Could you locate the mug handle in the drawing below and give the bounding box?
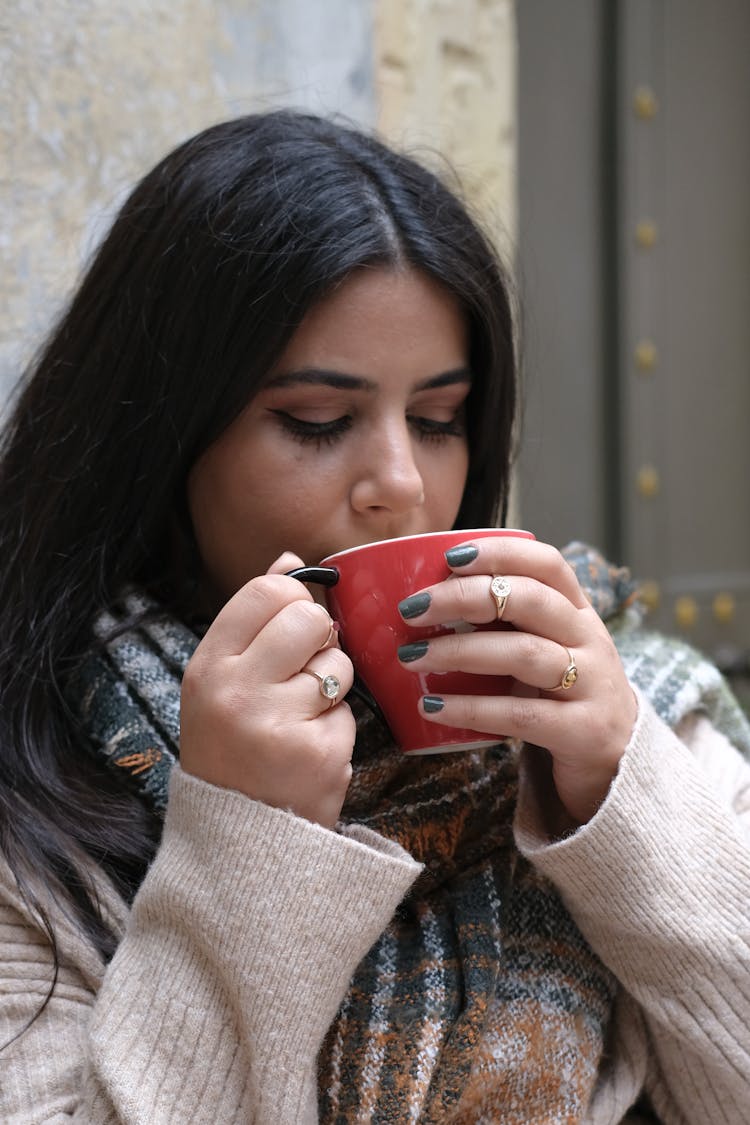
[285,565,340,587]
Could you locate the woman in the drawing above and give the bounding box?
[1,110,749,1123]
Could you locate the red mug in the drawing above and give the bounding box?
[289,528,535,754]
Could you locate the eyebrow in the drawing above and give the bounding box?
[264,367,473,392]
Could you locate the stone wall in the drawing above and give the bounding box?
[0,0,516,408]
[375,0,516,255]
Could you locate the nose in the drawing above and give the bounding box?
[349,421,425,516]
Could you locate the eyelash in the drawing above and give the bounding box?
[271,411,465,448]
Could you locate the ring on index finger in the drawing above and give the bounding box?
[490,576,512,621]
[312,606,337,651]
[317,617,336,651]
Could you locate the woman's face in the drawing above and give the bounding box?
[187,266,472,602]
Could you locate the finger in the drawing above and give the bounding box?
[444,538,588,609]
[418,692,570,746]
[398,629,579,694]
[266,550,306,575]
[399,573,587,647]
[282,703,356,826]
[315,609,340,651]
[244,597,345,682]
[295,650,355,715]
[196,573,314,659]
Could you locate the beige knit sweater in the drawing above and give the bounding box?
[1,692,750,1123]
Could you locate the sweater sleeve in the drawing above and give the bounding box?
[0,767,421,1124]
[514,688,750,1125]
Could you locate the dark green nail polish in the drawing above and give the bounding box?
[398,640,429,663]
[422,695,445,713]
[445,544,478,567]
[398,592,432,619]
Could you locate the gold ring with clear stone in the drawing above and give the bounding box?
[300,668,341,708]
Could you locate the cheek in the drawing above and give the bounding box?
[423,444,470,513]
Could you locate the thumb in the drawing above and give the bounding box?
[266,550,306,575]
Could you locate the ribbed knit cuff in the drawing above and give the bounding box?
[147,768,422,1028]
[515,689,750,989]
[88,768,421,1120]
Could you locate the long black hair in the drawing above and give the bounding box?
[0,110,517,966]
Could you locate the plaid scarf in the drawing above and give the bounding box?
[71,544,750,1123]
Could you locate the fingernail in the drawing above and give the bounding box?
[398,592,432,619]
[445,544,478,567]
[398,640,429,663]
[422,695,445,713]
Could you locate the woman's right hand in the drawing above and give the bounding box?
[180,556,355,829]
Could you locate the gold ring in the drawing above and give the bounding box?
[544,647,578,692]
[300,668,341,708]
[313,606,337,650]
[489,576,511,621]
[318,620,336,650]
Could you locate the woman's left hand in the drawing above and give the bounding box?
[397,537,637,826]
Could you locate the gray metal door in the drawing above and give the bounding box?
[517,0,750,698]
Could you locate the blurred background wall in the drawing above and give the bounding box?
[0,0,515,407]
[1,0,748,698]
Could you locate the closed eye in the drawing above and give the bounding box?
[407,413,466,443]
[270,410,353,447]
[270,405,466,447]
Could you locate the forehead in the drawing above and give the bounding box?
[269,266,469,379]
